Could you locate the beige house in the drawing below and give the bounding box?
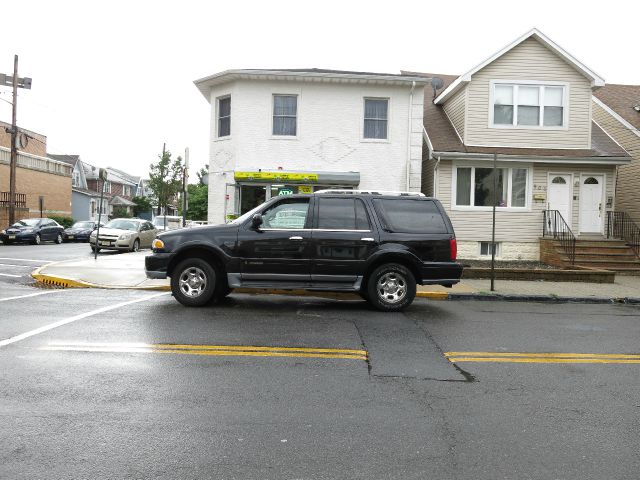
[592,85,640,224]
[420,29,630,262]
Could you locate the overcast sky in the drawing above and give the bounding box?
[1,0,638,179]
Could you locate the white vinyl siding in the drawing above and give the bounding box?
[443,87,466,140]
[437,159,615,243]
[465,37,592,149]
[593,100,640,223]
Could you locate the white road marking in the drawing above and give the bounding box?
[0,257,53,263]
[0,273,21,278]
[0,263,33,268]
[0,292,170,348]
[0,290,65,303]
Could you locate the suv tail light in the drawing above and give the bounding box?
[450,239,457,261]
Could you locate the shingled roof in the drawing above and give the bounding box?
[417,72,629,160]
[594,84,640,131]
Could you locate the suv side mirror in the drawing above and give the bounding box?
[251,214,263,230]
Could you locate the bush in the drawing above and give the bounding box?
[50,215,74,228]
[112,207,132,218]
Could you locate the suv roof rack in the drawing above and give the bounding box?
[315,189,425,197]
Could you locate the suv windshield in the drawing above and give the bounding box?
[105,219,139,231]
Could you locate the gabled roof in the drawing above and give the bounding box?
[593,84,640,133]
[434,28,605,105]
[107,167,141,185]
[47,154,80,167]
[194,68,429,101]
[109,195,136,206]
[421,73,629,162]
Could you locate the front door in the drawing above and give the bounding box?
[579,175,603,233]
[236,197,312,284]
[548,175,572,226]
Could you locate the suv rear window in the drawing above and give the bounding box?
[317,198,370,230]
[373,199,447,234]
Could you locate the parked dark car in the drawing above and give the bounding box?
[63,221,104,242]
[146,191,462,311]
[0,218,65,245]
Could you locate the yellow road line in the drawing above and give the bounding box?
[445,351,640,359]
[42,343,368,361]
[448,357,640,364]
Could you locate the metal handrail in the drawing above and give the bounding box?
[606,211,640,258]
[543,210,576,265]
[0,192,27,208]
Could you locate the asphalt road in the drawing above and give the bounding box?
[0,244,639,479]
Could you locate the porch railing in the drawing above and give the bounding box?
[606,211,640,258]
[543,210,576,265]
[0,192,27,208]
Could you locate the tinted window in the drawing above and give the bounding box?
[355,199,370,230]
[373,199,447,234]
[317,198,362,230]
[262,199,309,229]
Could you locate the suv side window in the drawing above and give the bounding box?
[261,198,310,229]
[373,199,447,234]
[317,198,370,230]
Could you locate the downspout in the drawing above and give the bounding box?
[406,81,416,191]
[434,155,441,198]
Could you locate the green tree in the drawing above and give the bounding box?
[148,147,184,216]
[196,166,208,185]
[185,183,208,221]
[132,196,152,217]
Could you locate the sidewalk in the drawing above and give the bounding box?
[32,252,640,303]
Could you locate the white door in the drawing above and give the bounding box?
[548,175,571,226]
[579,175,603,233]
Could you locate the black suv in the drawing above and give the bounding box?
[145,191,462,311]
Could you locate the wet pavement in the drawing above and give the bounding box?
[1,280,639,479]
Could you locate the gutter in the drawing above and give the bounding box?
[432,150,631,165]
[406,81,416,190]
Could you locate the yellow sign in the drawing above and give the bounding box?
[298,185,313,194]
[234,171,319,183]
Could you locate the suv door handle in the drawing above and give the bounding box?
[361,237,375,242]
[289,236,303,241]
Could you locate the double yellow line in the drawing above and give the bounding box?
[43,342,368,361]
[445,351,640,364]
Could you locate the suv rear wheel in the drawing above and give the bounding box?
[171,258,217,307]
[366,263,416,312]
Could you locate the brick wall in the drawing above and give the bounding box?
[0,121,47,157]
[0,163,71,226]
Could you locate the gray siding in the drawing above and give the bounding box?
[465,38,592,149]
[442,86,466,140]
[592,100,640,223]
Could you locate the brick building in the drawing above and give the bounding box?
[0,121,72,227]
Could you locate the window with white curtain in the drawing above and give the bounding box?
[454,166,529,209]
[364,98,388,139]
[273,95,297,136]
[491,83,566,128]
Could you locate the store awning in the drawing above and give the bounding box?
[234,170,360,185]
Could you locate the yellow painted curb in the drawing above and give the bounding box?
[416,291,449,300]
[31,266,171,291]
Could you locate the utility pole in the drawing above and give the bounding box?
[1,55,32,226]
[182,147,189,227]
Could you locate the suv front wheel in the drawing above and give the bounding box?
[171,258,217,307]
[366,263,416,312]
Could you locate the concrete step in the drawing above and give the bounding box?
[571,246,636,255]
[573,260,640,270]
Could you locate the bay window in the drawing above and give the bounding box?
[454,166,529,209]
[492,82,566,128]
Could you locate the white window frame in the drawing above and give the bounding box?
[216,95,231,139]
[489,80,569,130]
[271,94,299,139]
[362,97,390,142]
[451,162,533,212]
[479,241,501,258]
[104,181,111,194]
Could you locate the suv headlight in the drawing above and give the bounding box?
[152,238,165,250]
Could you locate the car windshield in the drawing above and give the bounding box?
[12,219,40,227]
[72,222,93,229]
[105,219,139,231]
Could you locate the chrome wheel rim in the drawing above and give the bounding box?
[57,234,62,243]
[35,234,40,245]
[133,240,139,252]
[179,267,207,298]
[376,272,407,304]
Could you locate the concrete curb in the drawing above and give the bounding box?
[30,269,640,304]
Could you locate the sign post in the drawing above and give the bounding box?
[95,169,108,260]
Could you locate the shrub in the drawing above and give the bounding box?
[112,207,132,218]
[50,215,74,228]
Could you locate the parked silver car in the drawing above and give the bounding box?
[89,218,157,253]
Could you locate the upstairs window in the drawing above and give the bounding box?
[492,83,566,128]
[218,96,231,137]
[273,95,297,136]
[364,98,388,139]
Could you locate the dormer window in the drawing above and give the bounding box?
[491,82,567,129]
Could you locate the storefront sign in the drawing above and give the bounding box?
[278,188,294,196]
[234,171,319,183]
[298,185,313,194]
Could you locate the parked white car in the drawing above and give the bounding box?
[90,218,158,252]
[152,215,183,232]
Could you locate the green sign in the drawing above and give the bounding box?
[278,188,294,196]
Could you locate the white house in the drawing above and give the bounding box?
[193,69,427,224]
[421,29,631,263]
